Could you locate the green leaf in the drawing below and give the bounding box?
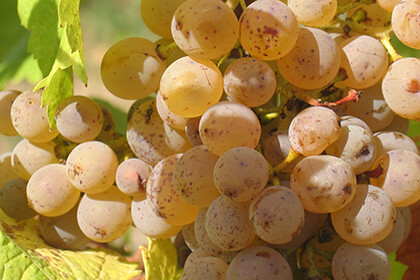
[0,209,140,280]
[389,252,408,280]
[391,33,420,58]
[142,238,183,280]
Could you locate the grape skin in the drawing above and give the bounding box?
[0,153,19,189]
[77,186,132,243]
[277,27,341,90]
[155,91,186,130]
[288,0,337,27]
[377,206,406,254]
[27,164,80,217]
[239,0,298,60]
[116,158,151,198]
[0,178,36,221]
[392,0,420,50]
[0,90,20,136]
[181,256,228,280]
[373,131,419,161]
[194,207,223,257]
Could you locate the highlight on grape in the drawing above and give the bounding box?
[1,0,419,279]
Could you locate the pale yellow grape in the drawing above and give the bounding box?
[0,178,36,220]
[291,155,357,213]
[96,104,116,142]
[146,154,199,226]
[288,106,341,156]
[159,56,223,118]
[185,117,203,146]
[374,131,419,160]
[340,115,372,133]
[140,0,187,38]
[271,211,328,250]
[377,0,399,11]
[171,0,239,60]
[223,57,276,107]
[182,222,199,251]
[184,248,212,268]
[180,256,228,280]
[66,141,118,194]
[226,245,293,280]
[116,158,151,198]
[0,153,19,189]
[101,37,166,100]
[131,197,182,239]
[174,145,220,207]
[194,207,223,256]
[126,99,191,166]
[199,101,261,156]
[332,242,391,280]
[39,203,90,250]
[77,186,132,243]
[369,149,420,207]
[288,0,337,27]
[213,147,269,202]
[277,27,341,90]
[249,186,305,244]
[377,206,406,254]
[340,35,389,89]
[10,90,59,143]
[239,0,298,60]
[27,164,80,217]
[325,125,377,174]
[382,57,420,119]
[382,115,410,134]
[11,139,59,180]
[156,91,187,130]
[205,195,256,251]
[341,81,395,132]
[55,95,104,143]
[392,0,420,49]
[331,184,396,245]
[0,90,20,136]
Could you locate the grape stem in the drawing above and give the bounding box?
[380,36,403,62]
[304,89,363,107]
[273,148,300,173]
[155,41,178,60]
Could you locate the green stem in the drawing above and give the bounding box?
[225,0,240,9]
[380,36,403,63]
[156,41,178,60]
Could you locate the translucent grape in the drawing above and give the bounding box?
[140,0,187,38]
[156,91,186,130]
[340,115,372,133]
[159,56,223,118]
[181,256,228,280]
[77,186,132,243]
[325,124,377,174]
[39,202,90,250]
[277,27,341,90]
[239,0,298,60]
[213,147,269,202]
[382,57,420,119]
[332,242,391,280]
[288,106,341,156]
[131,197,182,239]
[146,154,199,226]
[66,141,118,194]
[171,0,239,60]
[126,99,191,166]
[55,95,104,143]
[340,35,389,89]
[226,245,293,280]
[0,153,18,189]
[331,184,396,245]
[0,90,20,136]
[377,206,406,254]
[223,57,276,107]
[291,155,357,213]
[249,186,305,244]
[101,37,166,100]
[374,131,419,160]
[11,139,59,180]
[392,1,420,49]
[288,0,337,27]
[369,149,420,207]
[194,207,223,256]
[27,164,80,217]
[174,145,220,207]
[340,81,395,132]
[199,101,261,156]
[116,158,151,198]
[0,178,36,220]
[10,90,59,142]
[205,195,256,251]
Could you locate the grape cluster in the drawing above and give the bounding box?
[0,0,419,279]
